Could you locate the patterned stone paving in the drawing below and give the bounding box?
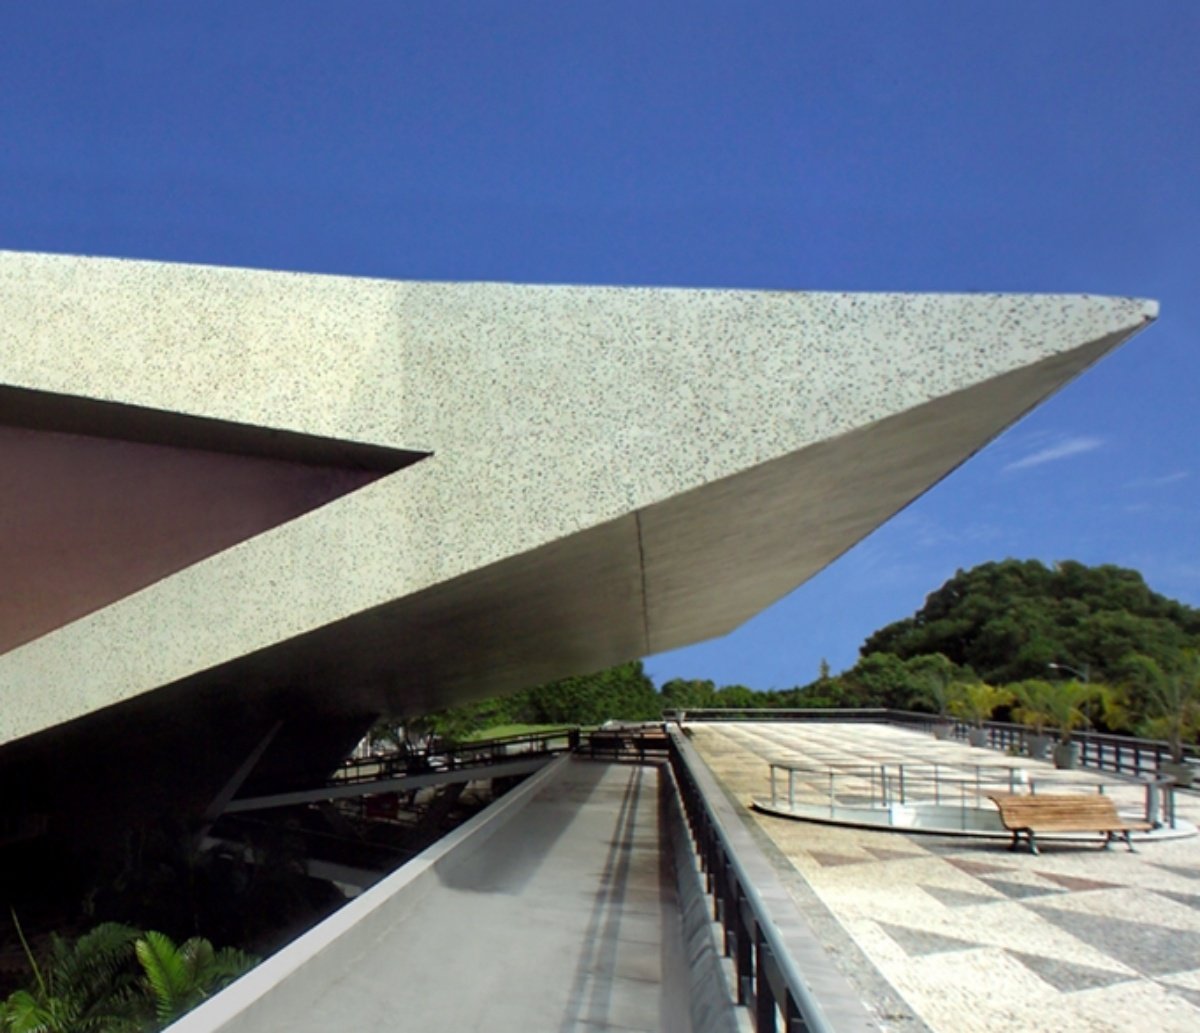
[691,721,1200,1033]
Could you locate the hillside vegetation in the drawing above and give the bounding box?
[408,559,1200,753]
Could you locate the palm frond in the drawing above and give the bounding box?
[136,931,192,1024]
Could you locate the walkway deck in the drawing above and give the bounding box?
[171,757,696,1033]
[691,721,1200,1033]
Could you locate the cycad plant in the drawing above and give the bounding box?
[947,682,1013,728]
[134,931,256,1027]
[1011,679,1064,760]
[1011,679,1055,738]
[0,917,145,1033]
[1042,680,1099,746]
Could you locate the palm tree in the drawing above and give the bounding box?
[1042,680,1099,746]
[1130,650,1200,769]
[135,931,256,1027]
[947,682,1013,736]
[1011,679,1055,738]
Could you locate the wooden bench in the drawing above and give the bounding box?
[987,792,1153,855]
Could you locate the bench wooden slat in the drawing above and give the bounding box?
[986,792,1151,855]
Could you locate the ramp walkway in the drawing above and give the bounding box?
[171,756,707,1033]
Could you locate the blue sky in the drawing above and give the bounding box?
[2,3,1197,688]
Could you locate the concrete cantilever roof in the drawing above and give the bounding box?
[0,251,1157,752]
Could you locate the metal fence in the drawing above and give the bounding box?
[667,730,841,1033]
[665,708,1198,780]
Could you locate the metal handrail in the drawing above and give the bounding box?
[665,708,1198,777]
[667,728,846,1033]
[334,728,578,784]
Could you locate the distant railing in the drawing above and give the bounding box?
[763,757,1176,829]
[664,708,1198,781]
[668,730,841,1033]
[334,727,579,785]
[582,725,670,762]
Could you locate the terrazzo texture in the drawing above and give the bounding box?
[691,721,1200,1033]
[0,251,1157,745]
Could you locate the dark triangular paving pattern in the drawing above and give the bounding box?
[1153,863,1200,881]
[877,921,983,957]
[945,858,1012,877]
[1029,904,1200,976]
[808,850,866,867]
[1152,888,1200,911]
[864,846,923,862]
[978,876,1065,900]
[922,884,1001,909]
[1034,871,1122,893]
[1006,950,1134,992]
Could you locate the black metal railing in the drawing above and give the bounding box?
[665,708,1198,781]
[334,727,579,785]
[582,725,670,762]
[667,730,839,1033]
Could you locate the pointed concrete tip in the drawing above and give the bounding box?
[0,255,1171,749]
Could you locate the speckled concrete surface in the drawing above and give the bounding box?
[0,251,1158,746]
[691,722,1200,1033]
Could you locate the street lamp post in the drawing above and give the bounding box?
[1047,661,1089,682]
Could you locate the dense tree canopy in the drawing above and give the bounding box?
[409,560,1199,755]
[861,559,1200,684]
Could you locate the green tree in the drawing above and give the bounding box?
[863,559,1199,684]
[712,684,759,709]
[839,653,915,708]
[907,653,959,716]
[659,678,716,711]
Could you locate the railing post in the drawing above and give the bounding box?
[736,892,753,1006]
[755,931,777,1031]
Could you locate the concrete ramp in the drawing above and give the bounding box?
[169,756,725,1033]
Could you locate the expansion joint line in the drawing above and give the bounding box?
[634,510,652,655]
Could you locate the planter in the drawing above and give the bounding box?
[1026,734,1052,761]
[933,723,953,740]
[968,728,989,748]
[1053,742,1079,770]
[1160,760,1195,788]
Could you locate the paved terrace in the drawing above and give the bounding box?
[690,721,1200,1033]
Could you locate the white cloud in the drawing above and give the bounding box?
[1003,435,1104,473]
[1124,470,1190,489]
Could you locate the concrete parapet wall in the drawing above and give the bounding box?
[661,765,741,1033]
[165,755,570,1032]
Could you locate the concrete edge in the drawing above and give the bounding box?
[165,753,571,1031]
[672,729,882,1033]
[660,764,743,1033]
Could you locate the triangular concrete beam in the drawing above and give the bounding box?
[0,251,1156,744]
